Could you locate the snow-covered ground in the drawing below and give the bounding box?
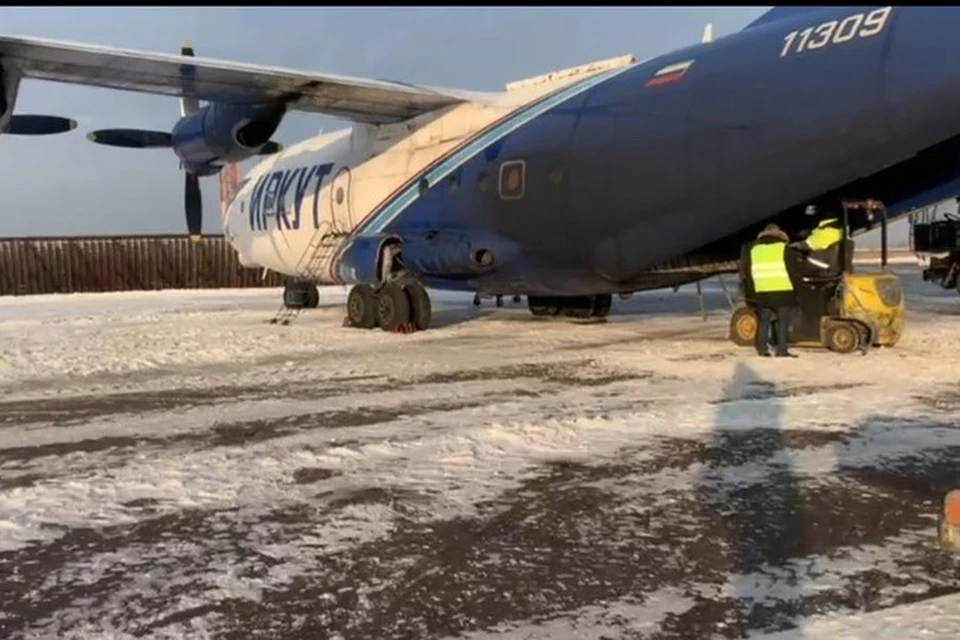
[1,269,959,639]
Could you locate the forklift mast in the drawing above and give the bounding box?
[840,198,889,271]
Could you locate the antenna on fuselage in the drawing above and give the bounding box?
[701,23,714,43]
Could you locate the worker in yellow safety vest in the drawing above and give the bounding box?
[796,216,846,276]
[741,224,807,358]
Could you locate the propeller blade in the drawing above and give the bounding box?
[185,172,203,243]
[5,114,78,135]
[257,140,284,155]
[87,129,173,149]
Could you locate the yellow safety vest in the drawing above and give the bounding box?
[806,221,843,251]
[750,242,793,293]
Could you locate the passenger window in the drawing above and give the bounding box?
[499,160,525,200]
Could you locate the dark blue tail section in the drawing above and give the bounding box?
[742,7,825,30]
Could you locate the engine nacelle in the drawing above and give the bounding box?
[171,102,284,175]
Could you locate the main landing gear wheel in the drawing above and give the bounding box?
[405,281,432,331]
[376,282,411,332]
[729,306,758,347]
[527,294,612,320]
[591,294,613,319]
[346,284,378,329]
[345,281,433,333]
[527,295,559,317]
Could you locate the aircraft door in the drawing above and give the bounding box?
[330,166,354,233]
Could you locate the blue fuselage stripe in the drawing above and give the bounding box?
[357,65,635,235]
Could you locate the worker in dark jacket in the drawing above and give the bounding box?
[741,224,807,357]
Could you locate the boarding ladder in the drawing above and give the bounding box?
[269,220,348,326]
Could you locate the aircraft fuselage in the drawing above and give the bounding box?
[225,6,960,296]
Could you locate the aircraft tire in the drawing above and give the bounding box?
[591,294,613,319]
[305,285,320,309]
[405,282,432,331]
[560,296,594,319]
[283,283,307,309]
[377,282,411,332]
[347,284,378,329]
[528,295,559,317]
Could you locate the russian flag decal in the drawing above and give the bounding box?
[645,60,694,88]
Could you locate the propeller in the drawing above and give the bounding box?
[4,115,78,135]
[84,42,283,243]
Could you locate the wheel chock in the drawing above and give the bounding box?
[391,322,418,334]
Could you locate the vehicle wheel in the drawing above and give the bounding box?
[377,282,411,332]
[305,285,320,309]
[825,321,860,354]
[729,306,757,347]
[405,282,432,331]
[347,284,377,329]
[592,294,613,319]
[528,295,558,317]
[856,323,873,349]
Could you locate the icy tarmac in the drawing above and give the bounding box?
[1,268,960,639]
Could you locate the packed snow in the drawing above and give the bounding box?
[1,269,959,639]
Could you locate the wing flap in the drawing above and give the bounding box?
[0,35,486,124]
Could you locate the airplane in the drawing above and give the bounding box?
[1,6,959,333]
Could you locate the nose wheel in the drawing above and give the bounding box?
[344,281,432,333]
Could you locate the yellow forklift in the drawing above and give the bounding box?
[728,199,905,354]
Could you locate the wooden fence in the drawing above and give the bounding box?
[0,235,286,296]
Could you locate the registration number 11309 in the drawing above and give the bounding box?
[780,7,893,58]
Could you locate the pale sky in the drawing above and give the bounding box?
[0,6,908,246]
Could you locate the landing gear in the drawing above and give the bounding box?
[283,281,319,309]
[527,294,612,320]
[344,280,433,333]
[405,281,432,330]
[346,284,377,329]
[376,282,411,332]
[528,295,560,317]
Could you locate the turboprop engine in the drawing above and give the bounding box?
[83,43,285,241]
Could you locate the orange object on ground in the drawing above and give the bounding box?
[941,490,960,550]
[946,490,960,526]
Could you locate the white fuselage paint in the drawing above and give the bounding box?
[220,74,597,283]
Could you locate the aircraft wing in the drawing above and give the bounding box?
[0,35,491,124]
